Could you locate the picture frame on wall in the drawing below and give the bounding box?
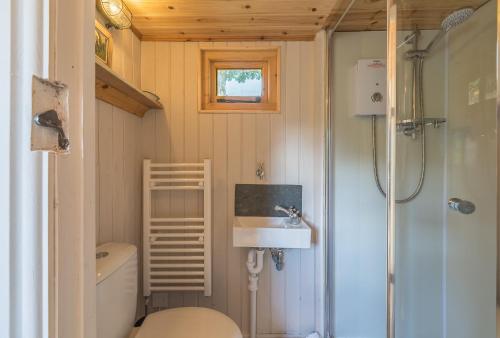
[95,20,113,67]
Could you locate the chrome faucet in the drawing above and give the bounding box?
[274,205,301,225]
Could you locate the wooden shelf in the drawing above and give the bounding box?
[95,61,162,117]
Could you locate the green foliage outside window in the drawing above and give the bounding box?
[217,69,262,96]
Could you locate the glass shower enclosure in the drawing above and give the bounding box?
[328,1,498,337]
[392,1,498,337]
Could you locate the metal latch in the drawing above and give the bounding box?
[31,75,70,153]
[33,110,69,150]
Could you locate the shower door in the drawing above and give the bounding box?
[390,1,498,338]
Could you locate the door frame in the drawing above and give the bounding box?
[0,0,12,334]
[1,0,96,336]
[49,0,96,337]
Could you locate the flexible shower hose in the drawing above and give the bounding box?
[372,57,426,203]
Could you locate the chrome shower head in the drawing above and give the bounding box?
[424,7,475,52]
[441,8,475,32]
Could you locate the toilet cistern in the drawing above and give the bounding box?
[274,205,301,225]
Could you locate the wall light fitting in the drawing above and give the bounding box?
[97,0,132,30]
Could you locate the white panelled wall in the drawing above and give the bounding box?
[96,27,142,247]
[140,36,325,337]
[96,30,326,337]
[95,27,145,316]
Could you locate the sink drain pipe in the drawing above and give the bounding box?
[246,248,265,338]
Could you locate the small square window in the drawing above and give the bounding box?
[216,69,263,99]
[200,48,280,113]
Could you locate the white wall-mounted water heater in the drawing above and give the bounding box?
[354,59,387,116]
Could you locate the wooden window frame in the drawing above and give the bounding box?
[199,47,280,113]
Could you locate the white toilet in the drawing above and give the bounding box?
[96,242,243,338]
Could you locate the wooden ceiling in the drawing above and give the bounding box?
[126,0,344,41]
[329,0,488,32]
[124,0,489,41]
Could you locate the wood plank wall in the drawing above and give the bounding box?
[95,25,326,337]
[139,33,326,337]
[95,25,145,318]
[96,27,142,246]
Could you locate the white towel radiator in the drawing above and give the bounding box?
[143,159,212,297]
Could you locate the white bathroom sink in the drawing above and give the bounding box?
[233,216,311,249]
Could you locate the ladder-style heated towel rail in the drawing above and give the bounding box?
[143,159,212,297]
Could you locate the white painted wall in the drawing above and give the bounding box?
[137,35,325,337]
[8,0,51,336]
[332,30,446,338]
[0,0,11,334]
[96,12,142,88]
[445,2,497,337]
[94,25,144,317]
[332,32,387,338]
[95,26,142,247]
[94,29,326,337]
[96,102,143,246]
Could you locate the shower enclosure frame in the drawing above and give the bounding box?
[386,4,397,338]
[385,1,499,338]
[324,1,500,337]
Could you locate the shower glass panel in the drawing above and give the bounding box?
[392,1,498,338]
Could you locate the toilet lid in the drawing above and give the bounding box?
[135,307,242,338]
